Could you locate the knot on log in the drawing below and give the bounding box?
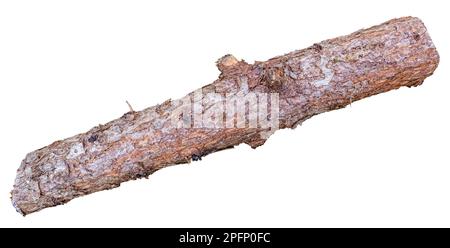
[258,65,285,91]
[216,54,240,72]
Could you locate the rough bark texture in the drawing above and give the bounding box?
[12,17,439,215]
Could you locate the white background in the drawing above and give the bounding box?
[0,0,449,227]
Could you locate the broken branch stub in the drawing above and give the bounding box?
[12,17,439,215]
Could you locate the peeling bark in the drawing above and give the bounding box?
[12,17,439,215]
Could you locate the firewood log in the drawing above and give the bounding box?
[12,17,439,215]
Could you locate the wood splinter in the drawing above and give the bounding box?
[12,17,439,215]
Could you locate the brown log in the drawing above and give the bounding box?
[12,17,439,215]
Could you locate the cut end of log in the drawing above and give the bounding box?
[11,16,440,215]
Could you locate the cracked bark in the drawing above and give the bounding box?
[12,17,439,215]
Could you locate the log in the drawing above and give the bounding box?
[12,17,439,215]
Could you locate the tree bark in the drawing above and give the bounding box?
[12,17,439,215]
